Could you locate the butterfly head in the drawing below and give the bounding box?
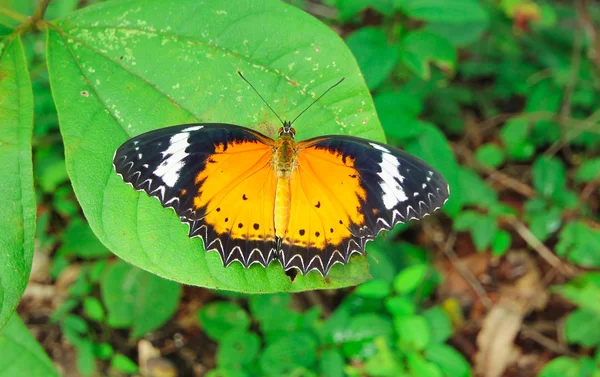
[278,121,296,138]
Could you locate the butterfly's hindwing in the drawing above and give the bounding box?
[282,136,449,275]
[113,123,278,269]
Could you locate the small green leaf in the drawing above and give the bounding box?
[59,218,111,259]
[363,337,405,376]
[456,167,498,209]
[385,296,417,317]
[74,339,96,377]
[62,314,88,335]
[0,36,36,330]
[425,344,471,377]
[88,260,108,283]
[33,145,68,193]
[500,119,534,161]
[525,204,562,242]
[249,294,297,336]
[100,260,181,338]
[526,79,561,146]
[393,264,429,294]
[111,354,139,374]
[93,343,114,360]
[425,22,487,47]
[471,215,497,251]
[454,211,497,251]
[556,221,600,268]
[336,0,396,20]
[398,0,489,24]
[374,91,424,140]
[474,144,505,169]
[198,302,251,342]
[0,315,60,377]
[554,273,600,316]
[354,280,391,299]
[260,332,318,377]
[423,307,453,344]
[575,158,600,182]
[400,30,456,80]
[50,298,78,323]
[83,297,105,322]
[217,329,260,367]
[533,156,566,200]
[491,230,511,256]
[565,309,600,347]
[405,124,460,215]
[395,315,430,351]
[341,314,393,358]
[346,27,398,89]
[537,356,581,377]
[319,349,345,377]
[406,352,443,377]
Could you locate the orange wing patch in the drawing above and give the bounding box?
[279,146,367,274]
[187,139,278,267]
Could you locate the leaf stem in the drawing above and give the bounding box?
[31,0,52,24]
[0,7,28,23]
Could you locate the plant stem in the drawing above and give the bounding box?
[0,7,28,23]
[31,0,52,24]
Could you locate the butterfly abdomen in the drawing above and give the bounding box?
[274,177,291,239]
[273,135,298,239]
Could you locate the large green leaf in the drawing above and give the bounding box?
[0,36,35,330]
[47,0,382,292]
[0,315,60,377]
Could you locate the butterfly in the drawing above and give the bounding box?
[113,74,449,276]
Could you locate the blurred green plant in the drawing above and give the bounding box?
[538,273,600,376]
[203,256,469,377]
[0,0,599,376]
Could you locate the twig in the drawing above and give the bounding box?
[31,0,52,24]
[550,16,584,161]
[303,0,338,19]
[507,218,576,276]
[303,291,331,316]
[437,231,493,309]
[520,324,576,356]
[481,166,536,198]
[575,0,600,79]
[479,111,558,131]
[545,109,600,157]
[453,142,536,198]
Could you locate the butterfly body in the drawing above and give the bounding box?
[273,125,302,238]
[114,122,449,276]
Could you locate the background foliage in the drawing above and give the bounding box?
[0,0,599,376]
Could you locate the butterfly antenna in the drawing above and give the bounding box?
[238,71,285,126]
[290,77,345,125]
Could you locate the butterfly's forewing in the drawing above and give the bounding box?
[113,124,279,268]
[284,136,449,275]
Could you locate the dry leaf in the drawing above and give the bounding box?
[475,252,548,377]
